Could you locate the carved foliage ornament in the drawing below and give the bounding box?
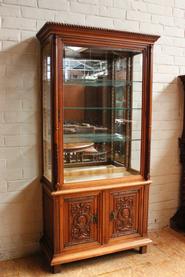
[70,201,93,242]
[112,194,135,237]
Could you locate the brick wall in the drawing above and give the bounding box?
[0,0,184,260]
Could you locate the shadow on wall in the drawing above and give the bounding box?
[148,78,184,230]
[0,38,43,260]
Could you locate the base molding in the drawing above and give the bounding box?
[41,237,152,266]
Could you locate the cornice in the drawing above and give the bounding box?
[36,21,160,45]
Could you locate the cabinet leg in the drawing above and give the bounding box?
[51,265,61,274]
[139,245,147,254]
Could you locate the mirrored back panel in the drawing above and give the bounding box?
[63,46,143,183]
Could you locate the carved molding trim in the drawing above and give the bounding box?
[37,22,160,45]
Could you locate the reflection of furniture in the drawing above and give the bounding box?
[64,142,95,163]
[37,23,159,273]
[64,142,94,151]
[64,124,108,134]
[64,124,109,163]
[170,75,185,231]
[63,142,107,163]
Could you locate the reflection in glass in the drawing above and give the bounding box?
[63,46,142,183]
[43,44,52,181]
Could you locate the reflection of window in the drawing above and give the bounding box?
[64,58,108,81]
[47,56,51,80]
[48,149,51,168]
[43,56,51,81]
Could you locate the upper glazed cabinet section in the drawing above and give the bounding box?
[63,46,143,183]
[37,23,159,187]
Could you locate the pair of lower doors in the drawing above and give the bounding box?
[61,185,145,251]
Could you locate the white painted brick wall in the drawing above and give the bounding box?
[0,0,184,261]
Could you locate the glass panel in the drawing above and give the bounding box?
[63,46,142,183]
[42,43,52,181]
[130,53,142,172]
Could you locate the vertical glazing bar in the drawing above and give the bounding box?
[52,35,64,190]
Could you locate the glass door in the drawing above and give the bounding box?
[62,46,143,183]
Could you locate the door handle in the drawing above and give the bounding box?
[110,211,116,221]
[91,214,98,224]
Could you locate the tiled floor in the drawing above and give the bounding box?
[1,228,185,277]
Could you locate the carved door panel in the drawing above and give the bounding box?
[63,192,101,248]
[108,188,142,240]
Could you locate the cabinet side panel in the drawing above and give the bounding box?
[142,184,150,235]
[43,188,54,251]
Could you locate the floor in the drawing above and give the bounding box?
[1,228,185,277]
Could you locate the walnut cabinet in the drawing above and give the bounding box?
[37,22,159,273]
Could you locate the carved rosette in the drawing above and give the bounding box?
[70,201,93,243]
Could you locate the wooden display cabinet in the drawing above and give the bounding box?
[37,22,159,273]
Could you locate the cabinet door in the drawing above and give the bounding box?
[63,192,101,248]
[108,187,143,240]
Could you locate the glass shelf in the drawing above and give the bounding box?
[64,133,141,143]
[64,107,141,110]
[64,79,141,87]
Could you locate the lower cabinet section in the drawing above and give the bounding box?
[41,182,151,272]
